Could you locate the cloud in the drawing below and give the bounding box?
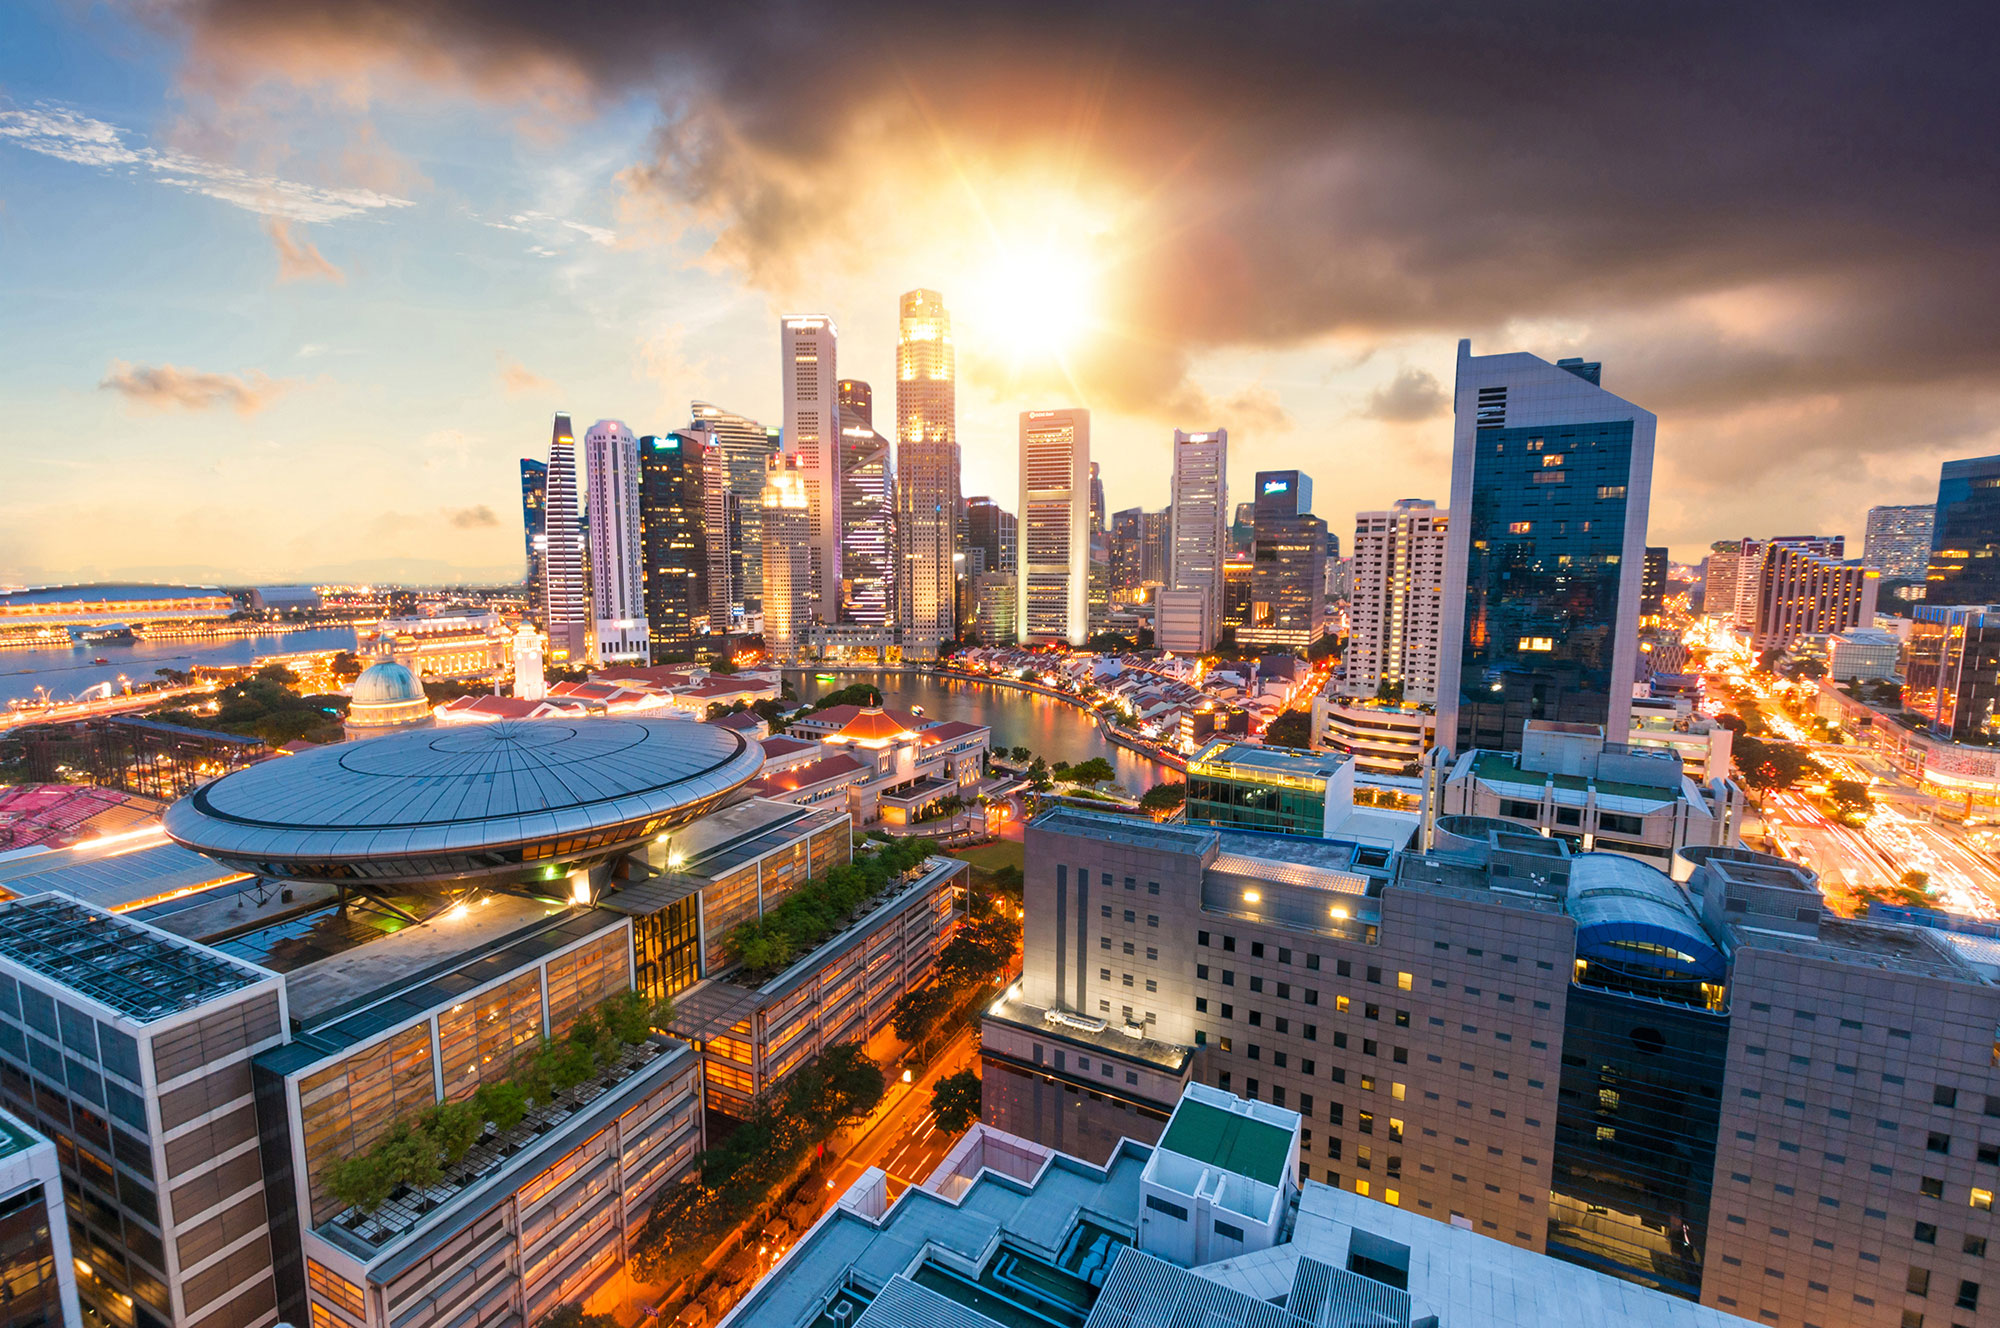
[264,217,345,282]
[500,359,552,394]
[448,504,500,528]
[98,361,289,414]
[1362,367,1446,422]
[0,103,414,224]
[139,4,2000,545]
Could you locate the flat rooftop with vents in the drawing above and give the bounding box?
[0,892,266,1021]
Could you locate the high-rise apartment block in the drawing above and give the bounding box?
[583,419,647,664]
[1109,506,1146,599]
[1928,455,2000,605]
[690,401,779,612]
[1727,537,1843,632]
[781,316,841,623]
[541,414,589,665]
[1641,545,1669,618]
[1241,470,1327,650]
[1866,503,1936,581]
[517,459,546,622]
[1703,540,1742,620]
[761,457,813,662]
[836,382,895,627]
[1017,410,1092,646]
[1159,430,1229,653]
[895,290,959,646]
[1748,540,1878,651]
[1344,501,1449,705]
[1438,342,1654,752]
[985,805,2000,1327]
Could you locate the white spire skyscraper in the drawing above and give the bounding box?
[896,289,959,648]
[1157,428,1229,653]
[542,414,589,666]
[584,418,648,665]
[782,316,841,624]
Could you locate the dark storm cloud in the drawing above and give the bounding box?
[156,1,2000,515]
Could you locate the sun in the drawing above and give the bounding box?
[971,240,1098,363]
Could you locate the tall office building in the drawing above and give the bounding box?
[1141,508,1172,588]
[1928,455,2000,603]
[637,431,724,657]
[895,290,959,645]
[1730,536,1844,632]
[1345,500,1450,705]
[542,414,589,665]
[1089,462,1106,536]
[1702,540,1742,620]
[761,456,813,662]
[690,401,779,611]
[1437,342,1654,751]
[781,316,841,623]
[1641,546,1670,618]
[1863,503,1936,581]
[965,497,1017,578]
[1241,470,1327,650]
[683,425,736,638]
[1159,429,1229,653]
[583,419,648,664]
[518,458,546,622]
[1109,506,1146,599]
[1017,409,1092,646]
[837,383,895,626]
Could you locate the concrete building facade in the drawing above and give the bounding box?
[1344,501,1449,705]
[583,419,648,665]
[1017,410,1092,646]
[780,316,841,623]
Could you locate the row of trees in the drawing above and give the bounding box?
[152,662,348,746]
[729,837,940,975]
[326,990,665,1213]
[889,904,1021,1059]
[628,1044,885,1287]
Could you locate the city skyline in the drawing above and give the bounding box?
[5,4,1995,585]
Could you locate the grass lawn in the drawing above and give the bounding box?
[950,840,1025,874]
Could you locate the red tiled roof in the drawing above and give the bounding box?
[802,703,925,732]
[918,720,986,744]
[758,752,868,792]
[683,677,764,696]
[591,665,697,689]
[760,735,820,757]
[711,712,763,731]
[835,707,913,741]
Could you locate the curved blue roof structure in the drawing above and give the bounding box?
[164,718,764,883]
[1565,852,1726,982]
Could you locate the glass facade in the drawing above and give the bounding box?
[1550,983,1727,1301]
[0,1184,60,1328]
[1927,455,2000,603]
[638,434,711,658]
[1183,772,1327,836]
[1905,605,2000,742]
[519,459,546,620]
[1455,421,1635,750]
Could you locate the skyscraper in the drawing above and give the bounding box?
[690,401,780,611]
[1701,540,1741,620]
[781,316,841,623]
[1437,341,1654,751]
[1640,545,1669,618]
[837,381,895,626]
[519,457,546,622]
[1240,470,1327,651]
[1088,461,1106,536]
[1109,506,1146,599]
[965,496,1016,576]
[584,419,648,664]
[542,414,589,665]
[638,431,722,657]
[1749,541,1877,651]
[1141,508,1172,588]
[1345,500,1450,703]
[895,289,959,646]
[1730,536,1843,630]
[1158,429,1229,653]
[1863,502,1937,581]
[1017,409,1091,646]
[761,456,813,662]
[1927,454,2000,603]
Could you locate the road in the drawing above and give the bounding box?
[826,1025,982,1202]
[1691,620,2000,918]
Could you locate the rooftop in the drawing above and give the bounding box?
[1467,749,1685,806]
[1188,740,1348,784]
[0,836,247,911]
[1157,1092,1292,1188]
[0,1105,44,1161]
[983,987,1193,1073]
[162,717,763,880]
[0,893,268,1021]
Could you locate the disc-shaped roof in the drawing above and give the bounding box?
[164,718,763,882]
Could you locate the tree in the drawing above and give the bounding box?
[1900,869,1932,894]
[256,662,301,686]
[1714,713,1747,734]
[1263,708,1314,748]
[892,984,955,1057]
[1009,746,1031,763]
[330,651,365,683]
[931,1070,982,1134]
[1140,781,1187,813]
[1373,678,1404,703]
[936,913,1019,990]
[1732,735,1820,791]
[1067,757,1115,785]
[1828,779,1873,821]
[536,1304,618,1328]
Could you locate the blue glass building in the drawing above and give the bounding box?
[518,457,546,618]
[1438,341,1655,752]
[1926,453,2000,603]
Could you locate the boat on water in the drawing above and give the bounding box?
[70,623,136,645]
[814,672,839,682]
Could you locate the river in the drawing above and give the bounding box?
[785,669,1172,795]
[0,626,360,707]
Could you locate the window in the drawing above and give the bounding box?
[1959,1281,1980,1311]
[1146,1195,1189,1221]
[1967,1236,1989,1257]
[1907,1268,1931,1297]
[1916,1222,1939,1245]
[1397,971,1413,991]
[1974,1188,1994,1211]
[1921,1177,1946,1199]
[1214,1220,1245,1242]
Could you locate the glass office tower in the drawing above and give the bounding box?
[1438,341,1655,752]
[1926,454,2000,604]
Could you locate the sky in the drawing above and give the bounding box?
[2,1,1995,586]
